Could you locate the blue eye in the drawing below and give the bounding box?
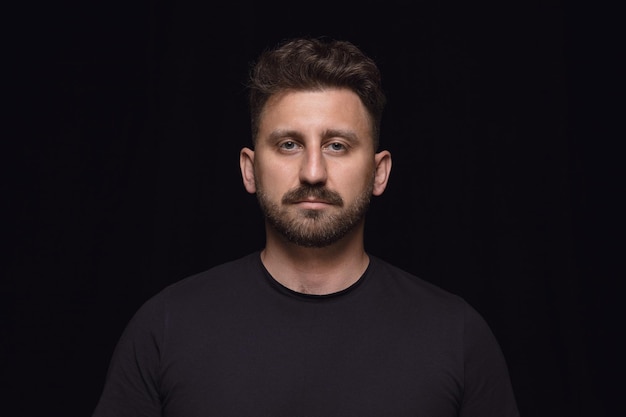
[280,141,297,150]
[328,142,345,151]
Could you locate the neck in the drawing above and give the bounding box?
[261,223,369,295]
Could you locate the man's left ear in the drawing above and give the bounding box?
[372,150,392,196]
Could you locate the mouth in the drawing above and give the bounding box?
[295,197,331,203]
[293,199,333,209]
[282,186,344,207]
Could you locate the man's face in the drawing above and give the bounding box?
[241,88,388,248]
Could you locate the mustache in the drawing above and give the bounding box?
[282,185,344,206]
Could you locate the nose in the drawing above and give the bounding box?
[299,148,327,186]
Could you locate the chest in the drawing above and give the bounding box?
[159,300,463,417]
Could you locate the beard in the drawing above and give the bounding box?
[255,180,374,248]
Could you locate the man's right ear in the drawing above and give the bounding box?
[239,147,256,194]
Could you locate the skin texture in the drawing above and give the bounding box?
[240,88,392,294]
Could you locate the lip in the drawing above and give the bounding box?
[293,200,332,209]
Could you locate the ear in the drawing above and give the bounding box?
[240,147,257,194]
[372,150,392,196]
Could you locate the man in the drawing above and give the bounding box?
[93,37,520,416]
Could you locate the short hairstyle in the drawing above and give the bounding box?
[247,37,386,149]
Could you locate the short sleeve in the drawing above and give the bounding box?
[459,302,520,417]
[92,293,166,417]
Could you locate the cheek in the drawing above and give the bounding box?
[333,164,375,196]
[255,162,293,193]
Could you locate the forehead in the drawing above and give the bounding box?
[258,88,373,137]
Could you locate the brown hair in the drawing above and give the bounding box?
[248,37,386,149]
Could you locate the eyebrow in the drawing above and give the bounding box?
[267,129,303,142]
[266,128,360,143]
[322,129,359,143]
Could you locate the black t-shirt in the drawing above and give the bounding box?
[93,252,519,417]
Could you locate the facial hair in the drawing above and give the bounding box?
[255,180,374,248]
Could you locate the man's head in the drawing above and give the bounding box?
[247,37,386,150]
[241,38,391,248]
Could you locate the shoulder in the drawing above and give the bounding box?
[367,255,495,332]
[173,252,261,292]
[368,255,466,308]
[368,254,511,362]
[139,252,263,315]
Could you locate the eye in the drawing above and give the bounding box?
[279,141,299,151]
[326,142,346,152]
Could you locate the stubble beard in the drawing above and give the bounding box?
[255,181,374,248]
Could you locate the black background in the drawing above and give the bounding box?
[4,1,621,416]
